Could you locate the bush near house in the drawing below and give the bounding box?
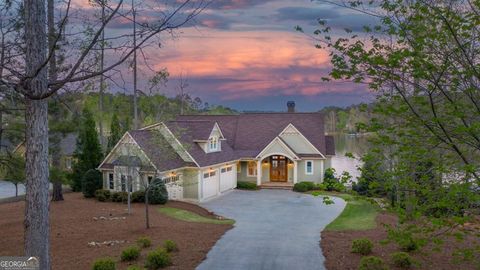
[145,248,172,269]
[148,179,169,204]
[391,252,414,269]
[82,169,103,198]
[92,258,116,270]
[111,191,128,203]
[351,238,374,255]
[94,189,111,202]
[121,246,141,262]
[131,191,145,203]
[358,256,388,270]
[293,181,316,192]
[236,181,258,190]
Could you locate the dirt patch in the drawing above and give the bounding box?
[321,212,479,270]
[0,193,232,270]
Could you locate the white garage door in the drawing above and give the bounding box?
[202,170,219,199]
[220,165,236,192]
[163,176,183,200]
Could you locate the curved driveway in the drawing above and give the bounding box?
[197,189,346,270]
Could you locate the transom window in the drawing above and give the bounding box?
[305,160,314,175]
[203,171,216,178]
[221,166,233,173]
[247,161,257,177]
[162,175,180,184]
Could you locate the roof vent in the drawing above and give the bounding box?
[287,101,295,113]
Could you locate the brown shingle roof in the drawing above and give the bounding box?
[129,130,196,172]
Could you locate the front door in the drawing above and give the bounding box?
[270,155,287,182]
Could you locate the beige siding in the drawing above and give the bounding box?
[237,161,257,182]
[297,159,324,183]
[182,169,199,199]
[279,133,319,154]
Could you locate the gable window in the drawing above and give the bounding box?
[305,160,314,175]
[208,136,220,152]
[108,173,114,189]
[247,161,257,177]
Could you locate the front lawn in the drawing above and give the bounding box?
[159,207,235,225]
[313,191,379,231]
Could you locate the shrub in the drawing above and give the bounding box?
[145,248,172,269]
[164,240,178,252]
[398,237,420,252]
[82,169,103,198]
[148,179,169,205]
[137,236,152,248]
[391,252,413,269]
[358,256,388,270]
[351,238,374,255]
[293,182,309,192]
[315,183,327,190]
[111,191,128,203]
[131,191,145,203]
[92,258,116,270]
[95,189,111,202]
[236,181,258,190]
[121,246,141,262]
[126,266,141,270]
[300,181,315,190]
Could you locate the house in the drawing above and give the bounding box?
[98,102,335,202]
[13,133,77,171]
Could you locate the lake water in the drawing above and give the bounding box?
[0,180,26,199]
[330,134,369,182]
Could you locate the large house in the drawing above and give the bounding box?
[98,103,335,202]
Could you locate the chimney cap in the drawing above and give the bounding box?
[287,101,295,113]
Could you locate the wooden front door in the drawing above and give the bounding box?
[270,155,287,182]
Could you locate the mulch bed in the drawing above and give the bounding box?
[0,193,232,270]
[321,212,479,270]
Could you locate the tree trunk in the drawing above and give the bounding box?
[52,182,63,201]
[15,183,18,197]
[24,0,50,269]
[99,0,106,149]
[132,0,138,129]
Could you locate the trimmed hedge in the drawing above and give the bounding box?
[92,258,116,270]
[293,181,316,192]
[95,189,111,202]
[111,191,128,203]
[236,181,258,190]
[351,238,374,255]
[131,191,145,203]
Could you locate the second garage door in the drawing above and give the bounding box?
[220,165,236,192]
[202,170,219,200]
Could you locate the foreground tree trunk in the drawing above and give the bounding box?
[24,0,50,269]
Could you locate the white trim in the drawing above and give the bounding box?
[160,123,200,167]
[256,137,300,160]
[279,123,326,159]
[305,160,314,175]
[293,161,298,184]
[256,159,262,186]
[212,122,225,140]
[139,123,162,130]
[98,132,130,170]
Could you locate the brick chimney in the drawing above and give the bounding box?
[287,101,295,113]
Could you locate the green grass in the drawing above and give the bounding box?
[158,207,235,225]
[312,191,379,231]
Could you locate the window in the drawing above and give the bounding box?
[208,136,220,152]
[203,171,216,178]
[226,166,232,172]
[221,166,232,173]
[247,161,257,177]
[108,173,114,189]
[147,176,153,185]
[221,168,226,173]
[120,175,127,191]
[162,175,180,184]
[305,160,314,175]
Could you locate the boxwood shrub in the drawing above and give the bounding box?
[121,246,141,262]
[92,258,116,270]
[131,191,145,203]
[95,189,111,202]
[358,256,388,270]
[236,181,258,190]
[145,248,172,269]
[137,236,152,248]
[351,238,373,255]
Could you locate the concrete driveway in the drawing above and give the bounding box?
[197,189,346,270]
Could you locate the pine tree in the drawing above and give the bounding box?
[106,113,122,154]
[71,108,103,191]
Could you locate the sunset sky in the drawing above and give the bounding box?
[102,0,377,111]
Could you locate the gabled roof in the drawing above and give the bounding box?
[177,113,329,155]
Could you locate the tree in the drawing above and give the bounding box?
[71,108,103,191]
[82,169,102,198]
[0,154,25,197]
[107,113,122,154]
[0,0,206,266]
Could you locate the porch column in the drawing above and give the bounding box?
[293,160,298,184]
[320,160,324,182]
[256,159,262,186]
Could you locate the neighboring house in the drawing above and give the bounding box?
[99,102,335,202]
[13,133,77,171]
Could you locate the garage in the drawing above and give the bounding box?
[163,175,184,200]
[220,165,236,192]
[202,170,219,200]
